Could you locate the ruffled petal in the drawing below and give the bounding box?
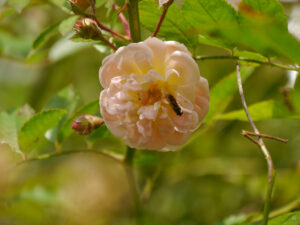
[165,51,200,86]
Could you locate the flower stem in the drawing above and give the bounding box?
[128,0,141,42]
[153,0,174,37]
[124,147,144,225]
[195,55,299,71]
[236,62,275,225]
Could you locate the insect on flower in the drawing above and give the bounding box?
[99,37,210,151]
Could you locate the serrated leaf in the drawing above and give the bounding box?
[57,99,99,144]
[7,0,29,12]
[205,66,255,121]
[59,15,79,36]
[216,100,300,121]
[18,109,67,153]
[139,0,197,48]
[0,105,34,155]
[182,0,238,26]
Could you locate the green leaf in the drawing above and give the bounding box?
[49,0,72,14]
[216,100,300,121]
[88,125,111,143]
[250,211,300,225]
[0,105,34,155]
[0,29,32,58]
[139,0,197,48]
[242,0,287,26]
[44,86,80,143]
[44,85,79,114]
[233,50,268,63]
[57,99,100,144]
[182,0,238,49]
[7,0,29,12]
[267,211,300,225]
[198,35,231,50]
[18,109,67,153]
[205,66,255,121]
[182,0,238,27]
[30,22,60,53]
[59,16,79,36]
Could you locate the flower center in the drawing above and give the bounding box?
[138,84,163,105]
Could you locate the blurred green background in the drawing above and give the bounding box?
[0,0,300,225]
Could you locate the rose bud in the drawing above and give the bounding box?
[73,18,103,40]
[72,114,104,135]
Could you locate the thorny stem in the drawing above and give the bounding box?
[196,55,299,71]
[87,0,129,41]
[13,149,122,169]
[152,0,174,37]
[236,62,275,225]
[98,34,118,51]
[127,0,141,42]
[124,147,144,225]
[113,3,131,39]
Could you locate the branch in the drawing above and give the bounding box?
[87,0,129,41]
[236,61,275,225]
[13,149,122,169]
[152,0,174,37]
[195,55,299,71]
[113,3,131,40]
[242,130,288,143]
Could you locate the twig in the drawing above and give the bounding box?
[113,3,131,40]
[95,30,118,51]
[13,149,122,169]
[87,0,129,41]
[242,130,288,143]
[123,147,144,225]
[152,0,174,37]
[236,61,275,225]
[195,55,299,71]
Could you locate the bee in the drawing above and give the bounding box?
[166,94,183,116]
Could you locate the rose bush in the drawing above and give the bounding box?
[99,37,209,150]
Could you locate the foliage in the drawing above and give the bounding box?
[0,0,300,224]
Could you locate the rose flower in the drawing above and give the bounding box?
[99,37,209,151]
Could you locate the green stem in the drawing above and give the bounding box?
[13,149,122,169]
[236,62,275,225]
[195,55,299,71]
[128,0,141,42]
[124,147,144,225]
[261,146,276,225]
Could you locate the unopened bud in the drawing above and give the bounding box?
[73,18,102,40]
[69,0,90,11]
[72,114,104,135]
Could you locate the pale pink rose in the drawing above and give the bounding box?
[99,37,209,151]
